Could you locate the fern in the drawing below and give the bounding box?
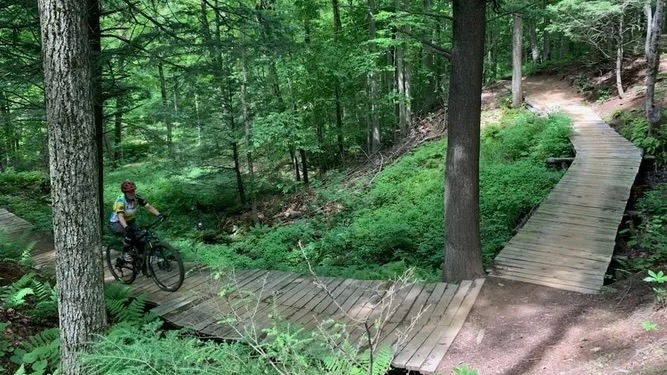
[10,327,60,375]
[104,283,150,324]
[0,272,35,308]
[29,279,58,321]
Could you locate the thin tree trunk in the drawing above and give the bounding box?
[300,148,309,184]
[88,0,104,232]
[616,18,626,98]
[114,92,124,164]
[331,0,345,160]
[241,36,257,222]
[38,0,107,373]
[646,0,665,135]
[444,0,486,282]
[512,13,523,108]
[368,0,380,154]
[528,17,540,63]
[646,0,654,57]
[0,91,10,169]
[158,63,174,157]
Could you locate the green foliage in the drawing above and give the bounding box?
[0,272,57,321]
[0,322,13,358]
[642,320,658,331]
[643,270,667,307]
[452,364,479,375]
[0,231,35,265]
[0,171,52,232]
[0,273,34,309]
[621,184,667,271]
[10,328,60,375]
[617,109,667,166]
[104,283,152,324]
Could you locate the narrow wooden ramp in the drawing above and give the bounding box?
[0,208,34,234]
[490,103,642,293]
[122,267,484,374]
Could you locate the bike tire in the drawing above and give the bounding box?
[147,243,184,292]
[105,246,137,284]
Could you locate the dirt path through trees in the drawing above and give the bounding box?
[436,77,667,375]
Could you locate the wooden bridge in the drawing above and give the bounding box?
[489,97,642,293]
[3,91,642,374]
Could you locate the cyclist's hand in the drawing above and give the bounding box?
[124,226,137,237]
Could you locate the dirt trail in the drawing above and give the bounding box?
[436,77,667,375]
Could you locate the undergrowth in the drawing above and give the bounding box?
[189,109,572,281]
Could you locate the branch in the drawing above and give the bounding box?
[401,30,450,59]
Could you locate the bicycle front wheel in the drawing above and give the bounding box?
[147,243,184,292]
[106,246,136,284]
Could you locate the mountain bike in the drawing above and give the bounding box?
[106,216,185,292]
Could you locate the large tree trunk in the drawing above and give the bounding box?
[512,13,523,108]
[443,0,486,282]
[37,0,107,374]
[646,0,665,135]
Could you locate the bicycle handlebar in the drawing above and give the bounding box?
[140,215,167,231]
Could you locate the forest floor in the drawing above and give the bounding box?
[437,66,667,375]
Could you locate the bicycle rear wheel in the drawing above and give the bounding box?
[106,246,136,284]
[147,243,184,292]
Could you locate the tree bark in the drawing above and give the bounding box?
[615,17,626,98]
[241,34,257,222]
[37,0,107,373]
[646,0,665,135]
[528,17,540,63]
[443,0,486,282]
[88,0,104,233]
[645,0,654,57]
[332,0,345,160]
[368,0,381,154]
[158,62,174,157]
[300,148,309,184]
[512,13,523,108]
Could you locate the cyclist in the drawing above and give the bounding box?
[108,180,162,251]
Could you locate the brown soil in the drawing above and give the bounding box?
[437,60,667,375]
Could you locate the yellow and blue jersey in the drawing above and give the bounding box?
[109,194,148,223]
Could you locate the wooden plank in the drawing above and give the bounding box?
[491,266,600,293]
[419,278,486,374]
[400,280,472,371]
[376,282,427,348]
[492,260,602,285]
[496,248,609,272]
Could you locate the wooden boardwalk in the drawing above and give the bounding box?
[2,204,482,375]
[490,103,642,293]
[113,267,484,374]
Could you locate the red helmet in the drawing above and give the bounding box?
[120,180,136,193]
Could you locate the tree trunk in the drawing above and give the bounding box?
[616,19,626,98]
[113,92,124,165]
[646,0,665,135]
[368,0,381,154]
[0,91,10,169]
[512,13,523,108]
[88,0,104,233]
[300,148,309,184]
[395,0,412,138]
[332,0,345,160]
[37,0,107,374]
[443,0,486,282]
[646,0,654,57]
[241,36,257,222]
[158,63,174,157]
[528,17,540,63]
